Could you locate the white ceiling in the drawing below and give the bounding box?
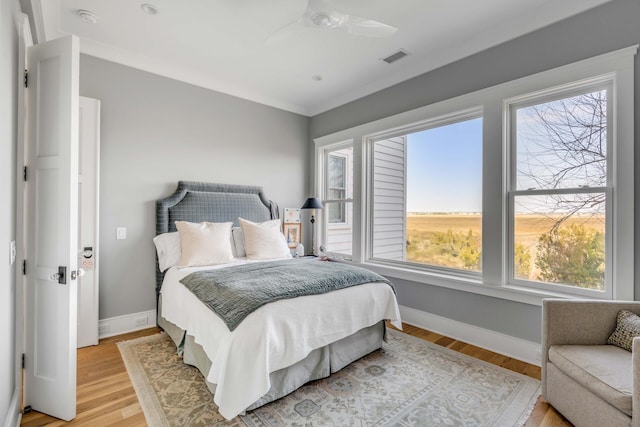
[33,0,612,116]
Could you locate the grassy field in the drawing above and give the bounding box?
[405,213,605,275]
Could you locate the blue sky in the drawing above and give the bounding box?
[406,118,482,213]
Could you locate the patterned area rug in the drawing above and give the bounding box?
[118,330,540,426]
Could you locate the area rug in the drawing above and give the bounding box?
[118,330,540,426]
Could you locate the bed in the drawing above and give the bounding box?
[154,181,402,420]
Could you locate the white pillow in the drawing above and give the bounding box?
[153,232,182,272]
[175,221,235,267]
[231,227,246,258]
[238,218,292,260]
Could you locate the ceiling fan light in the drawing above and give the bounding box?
[311,12,338,29]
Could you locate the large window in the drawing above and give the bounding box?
[370,114,483,273]
[508,86,610,296]
[314,47,635,303]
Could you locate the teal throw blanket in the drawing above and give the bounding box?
[179,259,393,331]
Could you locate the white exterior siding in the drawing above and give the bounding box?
[372,137,407,260]
[326,225,352,254]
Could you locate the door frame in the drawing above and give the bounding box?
[13,10,33,425]
[77,96,101,348]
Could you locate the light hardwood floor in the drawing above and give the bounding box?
[21,323,572,426]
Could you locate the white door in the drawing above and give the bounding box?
[24,35,80,421]
[77,97,100,348]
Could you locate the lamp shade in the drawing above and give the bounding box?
[301,197,324,210]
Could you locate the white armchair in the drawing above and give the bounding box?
[542,299,640,427]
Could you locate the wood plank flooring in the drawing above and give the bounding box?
[21,323,571,426]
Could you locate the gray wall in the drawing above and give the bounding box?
[310,0,640,343]
[79,56,310,319]
[0,0,19,422]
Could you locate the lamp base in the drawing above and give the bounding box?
[310,215,316,257]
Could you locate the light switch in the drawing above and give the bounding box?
[116,227,127,240]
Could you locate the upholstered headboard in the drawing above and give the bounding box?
[155,181,279,297]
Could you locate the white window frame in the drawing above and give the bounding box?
[506,78,614,298]
[313,45,636,306]
[326,152,350,227]
[317,140,354,259]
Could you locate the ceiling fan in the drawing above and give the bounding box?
[267,0,397,44]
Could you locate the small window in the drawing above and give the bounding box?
[323,146,353,256]
[328,155,347,224]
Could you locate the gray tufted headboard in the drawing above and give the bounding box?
[155,181,279,298]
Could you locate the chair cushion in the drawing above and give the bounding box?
[549,345,632,416]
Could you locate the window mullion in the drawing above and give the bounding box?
[511,187,607,197]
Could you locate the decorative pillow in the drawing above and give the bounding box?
[175,221,235,267]
[238,217,292,260]
[152,231,181,272]
[231,227,246,258]
[607,310,640,352]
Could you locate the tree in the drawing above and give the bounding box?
[517,90,607,231]
[535,224,605,289]
[433,229,481,270]
[514,243,532,279]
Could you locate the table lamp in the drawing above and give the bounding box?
[301,197,324,256]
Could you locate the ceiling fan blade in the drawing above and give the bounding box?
[266,0,397,43]
[340,14,397,37]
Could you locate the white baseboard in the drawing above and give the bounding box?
[3,385,21,427]
[98,310,157,339]
[399,305,541,366]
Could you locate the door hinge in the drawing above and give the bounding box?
[23,166,27,182]
[24,70,28,88]
[22,260,26,275]
[21,354,25,369]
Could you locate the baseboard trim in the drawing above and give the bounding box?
[399,305,541,366]
[98,307,541,365]
[3,385,21,427]
[98,310,157,339]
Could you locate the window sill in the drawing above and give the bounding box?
[355,260,598,307]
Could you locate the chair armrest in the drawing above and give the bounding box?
[633,337,640,427]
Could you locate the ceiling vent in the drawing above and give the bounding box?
[381,49,409,64]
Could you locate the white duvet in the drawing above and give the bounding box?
[160,258,402,420]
